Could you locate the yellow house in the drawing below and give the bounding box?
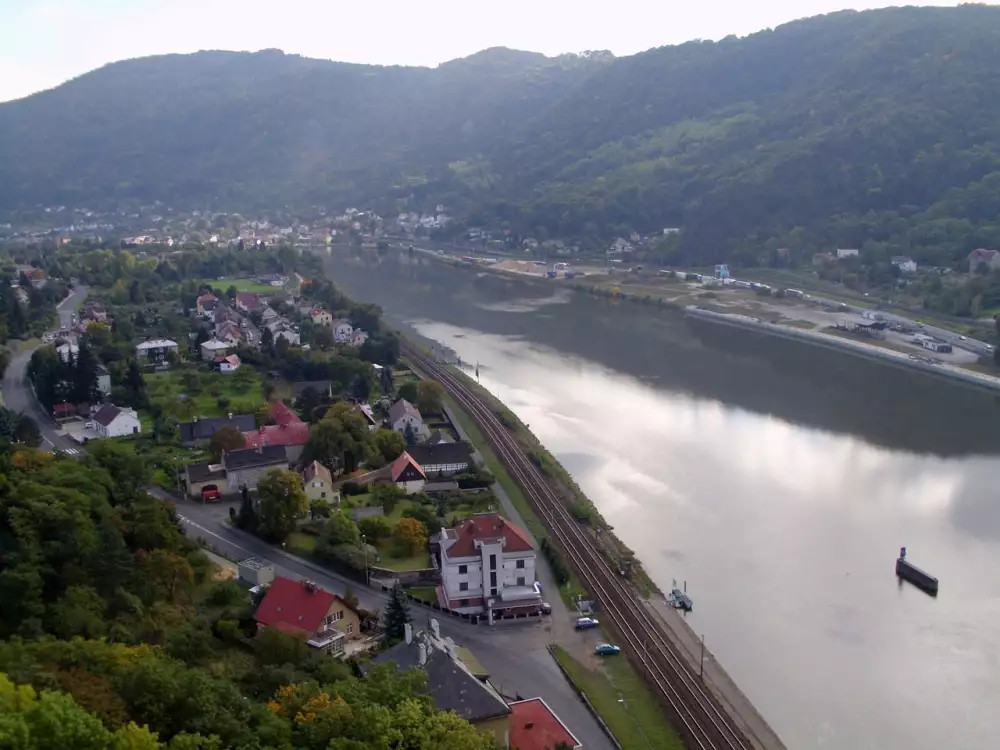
[311,307,333,326]
[302,460,339,505]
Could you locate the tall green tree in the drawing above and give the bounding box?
[384,583,411,643]
[256,469,308,541]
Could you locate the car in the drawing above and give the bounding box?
[540,602,552,615]
[960,335,967,341]
[575,617,599,630]
[201,485,222,503]
[595,643,621,656]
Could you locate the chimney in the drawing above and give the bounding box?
[404,623,413,645]
[430,618,440,639]
[418,642,427,666]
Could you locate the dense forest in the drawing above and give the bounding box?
[3,6,1000,265]
[0,440,496,748]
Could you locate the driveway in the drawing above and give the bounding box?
[154,487,614,750]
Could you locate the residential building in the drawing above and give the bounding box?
[389,451,427,495]
[254,577,360,657]
[355,403,378,431]
[185,461,227,498]
[217,354,241,373]
[84,301,108,322]
[270,400,301,426]
[302,460,338,505]
[405,441,473,477]
[201,338,233,361]
[968,248,1000,274]
[609,237,632,254]
[261,307,280,325]
[135,338,178,363]
[369,622,511,746]
[179,413,257,445]
[437,514,540,615]
[351,330,369,347]
[331,318,354,343]
[812,252,834,266]
[311,307,333,327]
[196,293,218,315]
[56,342,79,362]
[242,402,309,462]
[235,292,262,312]
[223,445,289,492]
[272,327,301,346]
[96,365,111,397]
[891,256,918,274]
[90,404,141,438]
[388,398,428,441]
[427,429,454,445]
[836,248,859,259]
[507,698,582,750]
[215,320,243,344]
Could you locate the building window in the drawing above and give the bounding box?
[321,491,326,498]
[347,623,353,634]
[489,554,497,570]
[516,559,525,569]
[517,577,525,586]
[326,611,342,624]
[490,572,497,588]
[459,582,469,592]
[458,564,467,574]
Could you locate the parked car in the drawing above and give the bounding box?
[575,617,599,630]
[201,485,222,503]
[595,643,621,656]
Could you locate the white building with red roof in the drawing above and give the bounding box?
[242,401,310,462]
[508,697,582,750]
[254,577,361,657]
[436,513,540,615]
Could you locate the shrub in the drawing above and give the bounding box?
[341,481,365,496]
[541,538,570,585]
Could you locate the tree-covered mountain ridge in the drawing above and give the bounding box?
[3,5,1000,265]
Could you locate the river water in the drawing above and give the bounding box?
[322,249,1000,750]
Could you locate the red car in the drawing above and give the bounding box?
[201,485,222,503]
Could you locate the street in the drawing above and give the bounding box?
[2,284,89,453]
[155,488,615,750]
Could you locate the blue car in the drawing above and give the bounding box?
[575,617,600,630]
[595,643,621,656]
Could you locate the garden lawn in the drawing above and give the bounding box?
[196,278,286,294]
[286,531,317,556]
[405,586,438,605]
[374,540,431,571]
[145,366,266,421]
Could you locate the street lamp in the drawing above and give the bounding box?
[361,533,369,585]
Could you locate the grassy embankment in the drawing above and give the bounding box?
[194,278,289,294]
[551,645,685,750]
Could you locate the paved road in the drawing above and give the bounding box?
[3,284,89,453]
[154,488,614,750]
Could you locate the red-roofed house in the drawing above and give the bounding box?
[968,248,1000,275]
[216,354,241,373]
[242,421,310,462]
[389,451,426,494]
[235,292,263,312]
[436,513,539,615]
[270,400,300,426]
[254,577,360,657]
[508,698,582,750]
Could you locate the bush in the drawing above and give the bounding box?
[341,481,365,496]
[541,537,570,585]
[456,470,494,489]
[217,396,231,410]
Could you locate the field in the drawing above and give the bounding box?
[196,278,288,294]
[550,645,684,750]
[144,365,266,421]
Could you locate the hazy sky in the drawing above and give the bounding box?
[0,0,967,103]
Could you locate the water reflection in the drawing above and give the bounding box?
[323,251,1000,750]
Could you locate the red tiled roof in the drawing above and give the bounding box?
[243,421,310,449]
[508,698,581,750]
[445,514,534,558]
[255,577,335,634]
[237,292,261,307]
[390,451,426,482]
[270,400,301,426]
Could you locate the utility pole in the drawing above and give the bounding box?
[700,634,706,679]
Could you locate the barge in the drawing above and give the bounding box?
[896,547,938,596]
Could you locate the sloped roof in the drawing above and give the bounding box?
[303,460,332,486]
[508,698,582,750]
[406,441,472,467]
[388,398,422,425]
[179,413,256,442]
[390,451,426,483]
[243,422,310,449]
[445,514,534,558]
[92,404,123,426]
[426,429,454,445]
[255,577,335,634]
[270,400,301,426]
[223,445,288,470]
[236,292,261,308]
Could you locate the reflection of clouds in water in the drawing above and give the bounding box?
[474,289,572,313]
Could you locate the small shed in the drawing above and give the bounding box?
[238,557,275,586]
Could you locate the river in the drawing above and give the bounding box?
[322,248,1000,750]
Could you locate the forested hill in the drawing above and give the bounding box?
[3,5,1000,264]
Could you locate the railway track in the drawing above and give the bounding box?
[402,341,759,750]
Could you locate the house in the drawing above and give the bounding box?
[217,354,241,373]
[235,292,262,312]
[215,320,243,343]
[608,237,632,254]
[812,252,834,266]
[90,404,141,438]
[427,429,454,445]
[437,513,539,615]
[56,342,79,362]
[261,307,280,325]
[254,577,360,657]
[331,318,354,343]
[200,338,233,361]
[272,327,301,346]
[96,365,111,397]
[185,460,228,498]
[302,461,339,505]
[53,402,77,421]
[351,330,369,347]
[405,441,473,477]
[270,400,301,426]
[369,622,511,746]
[290,380,333,402]
[311,307,333,327]
[507,698,582,750]
[389,451,426,495]
[214,306,239,326]
[242,402,309,462]
[222,445,289,492]
[84,301,108,322]
[890,256,918,274]
[968,248,1000,274]
[180,413,257,445]
[836,248,859,259]
[355,403,378,431]
[135,339,178,363]
[196,293,218,315]
[388,398,428,441]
